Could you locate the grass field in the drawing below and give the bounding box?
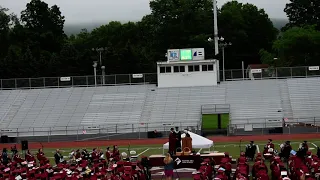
[23,139,320,165]
[202,114,229,129]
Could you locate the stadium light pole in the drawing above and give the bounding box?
[92,47,107,65]
[93,61,98,87]
[101,66,106,85]
[219,37,232,82]
[92,47,107,84]
[213,0,219,56]
[212,0,220,83]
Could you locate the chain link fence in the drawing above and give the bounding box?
[1,66,320,89]
[0,74,157,90]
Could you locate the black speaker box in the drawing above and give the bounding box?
[21,140,29,150]
[1,135,8,143]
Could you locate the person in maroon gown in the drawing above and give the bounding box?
[169,128,176,155]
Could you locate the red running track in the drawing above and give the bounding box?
[0,133,319,149]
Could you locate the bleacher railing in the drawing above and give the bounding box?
[228,116,320,135]
[1,66,320,89]
[201,104,230,114]
[0,122,200,141]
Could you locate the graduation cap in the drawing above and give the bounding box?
[304,141,308,143]
[268,139,272,142]
[175,127,179,129]
[286,141,290,144]
[250,141,254,143]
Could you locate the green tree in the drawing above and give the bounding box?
[148,0,214,60]
[21,0,66,52]
[0,6,11,58]
[284,0,320,30]
[273,26,320,66]
[218,1,278,68]
[259,49,276,66]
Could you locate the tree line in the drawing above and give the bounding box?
[0,0,319,79]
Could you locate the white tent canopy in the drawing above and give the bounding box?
[163,130,214,150]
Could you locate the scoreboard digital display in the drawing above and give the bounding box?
[180,49,192,60]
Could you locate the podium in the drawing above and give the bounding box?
[182,137,192,152]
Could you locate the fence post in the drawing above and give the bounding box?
[132,124,134,133]
[58,77,60,88]
[48,127,51,142]
[0,79,2,90]
[138,127,140,139]
[290,67,293,78]
[71,77,74,87]
[115,75,117,85]
[66,126,67,135]
[231,70,233,79]
[29,78,31,89]
[129,74,131,85]
[143,74,146,84]
[305,67,308,77]
[43,78,46,88]
[86,76,88,87]
[106,126,109,140]
[15,79,17,89]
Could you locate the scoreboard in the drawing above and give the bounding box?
[167,48,205,62]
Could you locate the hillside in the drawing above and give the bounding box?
[64,18,289,36]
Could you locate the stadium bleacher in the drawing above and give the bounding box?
[287,78,320,122]
[226,80,283,128]
[1,77,320,137]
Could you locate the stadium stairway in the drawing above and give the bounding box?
[277,80,293,120]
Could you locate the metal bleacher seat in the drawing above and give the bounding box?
[1,85,154,136]
[146,86,226,130]
[3,77,320,137]
[287,78,320,124]
[226,80,283,128]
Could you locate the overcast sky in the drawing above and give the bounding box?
[2,0,289,24]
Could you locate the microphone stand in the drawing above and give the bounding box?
[239,139,242,154]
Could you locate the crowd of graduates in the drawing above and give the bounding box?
[192,140,320,180]
[0,145,150,180]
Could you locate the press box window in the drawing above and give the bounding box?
[174,66,185,73]
[202,64,214,71]
[160,66,172,73]
[188,65,200,72]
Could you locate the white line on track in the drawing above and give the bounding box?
[137,148,150,156]
[256,145,260,153]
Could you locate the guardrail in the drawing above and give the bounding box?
[1,66,320,89]
[228,117,320,135]
[0,74,157,90]
[0,122,200,140]
[201,104,230,114]
[225,66,320,80]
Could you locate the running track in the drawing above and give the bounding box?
[0,133,319,149]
